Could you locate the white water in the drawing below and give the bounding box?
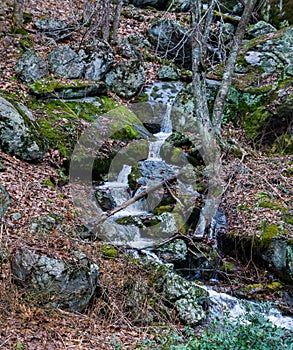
[207,288,293,330]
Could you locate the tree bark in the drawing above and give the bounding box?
[212,0,258,133]
[13,0,24,29]
[112,0,123,40]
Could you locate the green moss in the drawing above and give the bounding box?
[136,93,149,103]
[243,106,270,138]
[267,281,282,290]
[41,178,55,189]
[259,223,279,249]
[220,262,236,273]
[258,199,282,210]
[282,214,293,225]
[102,244,118,259]
[244,283,264,294]
[31,78,94,95]
[153,205,172,216]
[111,124,137,140]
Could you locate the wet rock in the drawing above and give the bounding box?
[48,45,84,79]
[82,39,114,81]
[14,50,48,83]
[0,96,42,160]
[11,249,99,312]
[34,19,73,40]
[147,20,192,68]
[105,60,146,99]
[94,189,116,211]
[0,184,10,218]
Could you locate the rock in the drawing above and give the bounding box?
[14,50,48,83]
[82,40,114,81]
[115,34,151,60]
[105,60,146,99]
[163,271,208,324]
[147,20,192,68]
[129,0,167,10]
[0,96,42,160]
[34,19,73,40]
[157,65,180,80]
[262,237,293,281]
[243,27,293,76]
[155,239,188,263]
[30,215,56,235]
[94,189,116,211]
[0,184,10,217]
[31,78,108,100]
[247,21,277,38]
[48,45,84,79]
[11,249,99,312]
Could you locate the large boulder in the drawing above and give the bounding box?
[147,20,192,68]
[0,96,42,160]
[11,249,99,312]
[82,40,114,81]
[48,45,84,79]
[162,271,208,324]
[105,60,146,99]
[14,50,48,83]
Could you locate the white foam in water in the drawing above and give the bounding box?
[207,288,293,330]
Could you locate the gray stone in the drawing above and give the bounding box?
[247,21,277,38]
[244,27,293,76]
[14,51,48,83]
[48,46,84,78]
[157,65,180,80]
[105,60,145,99]
[83,40,114,81]
[155,239,188,263]
[11,249,99,312]
[147,20,192,68]
[262,237,292,281]
[0,97,42,160]
[34,19,73,40]
[94,189,116,211]
[163,271,208,324]
[115,34,151,60]
[0,184,10,217]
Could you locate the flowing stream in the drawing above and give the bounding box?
[95,81,292,330]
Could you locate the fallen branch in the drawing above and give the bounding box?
[95,174,178,225]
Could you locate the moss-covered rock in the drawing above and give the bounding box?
[102,244,118,258]
[31,78,108,100]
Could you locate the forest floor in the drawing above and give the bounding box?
[0,0,292,348]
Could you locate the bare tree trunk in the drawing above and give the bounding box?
[190,0,256,237]
[212,0,258,133]
[13,0,24,29]
[102,0,110,41]
[112,0,123,40]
